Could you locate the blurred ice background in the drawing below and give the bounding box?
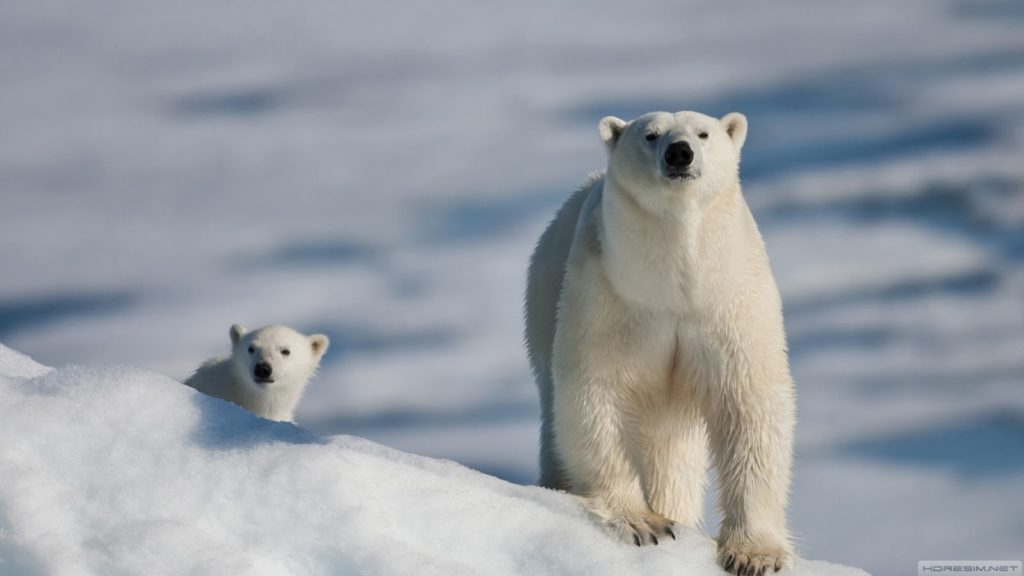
[1,0,1022,573]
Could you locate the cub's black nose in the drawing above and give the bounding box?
[664,141,694,169]
[254,362,272,380]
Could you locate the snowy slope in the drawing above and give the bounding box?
[0,345,866,576]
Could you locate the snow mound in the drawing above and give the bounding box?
[0,344,866,576]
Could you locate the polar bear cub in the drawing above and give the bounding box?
[525,111,795,574]
[185,324,329,422]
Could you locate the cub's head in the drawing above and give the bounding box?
[599,110,747,209]
[229,324,329,390]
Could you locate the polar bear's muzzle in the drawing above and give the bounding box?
[253,361,274,384]
[662,140,701,181]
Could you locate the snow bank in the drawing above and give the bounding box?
[0,344,866,576]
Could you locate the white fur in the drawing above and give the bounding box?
[184,324,329,422]
[525,111,795,574]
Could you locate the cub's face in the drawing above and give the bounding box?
[599,110,747,210]
[229,324,329,390]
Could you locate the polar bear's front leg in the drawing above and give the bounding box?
[707,377,795,574]
[549,235,682,546]
[642,402,708,530]
[551,372,676,546]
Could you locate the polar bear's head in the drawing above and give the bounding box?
[229,324,329,390]
[599,110,747,210]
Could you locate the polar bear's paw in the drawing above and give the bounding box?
[578,495,677,546]
[717,534,791,575]
[606,509,677,546]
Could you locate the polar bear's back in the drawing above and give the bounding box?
[183,357,238,405]
[524,178,598,386]
[524,175,601,488]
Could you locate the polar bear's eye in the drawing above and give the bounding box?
[645,133,658,142]
[247,346,255,354]
[698,131,709,140]
[281,349,290,357]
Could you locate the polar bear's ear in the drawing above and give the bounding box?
[230,324,247,346]
[309,334,330,360]
[599,116,627,152]
[721,112,748,151]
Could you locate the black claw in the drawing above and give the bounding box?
[723,555,736,573]
[651,534,659,545]
[666,526,676,540]
[756,565,767,576]
[633,533,641,547]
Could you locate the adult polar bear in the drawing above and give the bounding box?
[525,111,795,574]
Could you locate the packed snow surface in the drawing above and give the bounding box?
[0,345,866,576]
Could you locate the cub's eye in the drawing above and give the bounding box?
[247,346,255,354]
[281,349,290,356]
[698,132,709,140]
[645,133,658,142]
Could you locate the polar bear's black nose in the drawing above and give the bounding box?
[664,142,694,169]
[254,362,273,380]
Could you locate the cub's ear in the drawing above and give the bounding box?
[230,324,247,346]
[721,112,748,151]
[309,334,330,360]
[599,116,627,153]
